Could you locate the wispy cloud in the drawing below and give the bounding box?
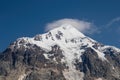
[45,18,98,34]
[116,27,120,34]
[105,17,120,33]
[106,17,120,27]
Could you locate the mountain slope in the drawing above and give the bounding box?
[0,25,120,80]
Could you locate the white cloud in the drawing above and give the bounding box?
[107,17,120,27]
[45,18,97,34]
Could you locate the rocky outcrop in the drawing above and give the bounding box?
[74,47,120,80]
[0,44,66,80]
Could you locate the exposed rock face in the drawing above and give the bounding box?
[0,44,66,80]
[0,26,120,80]
[80,47,120,80]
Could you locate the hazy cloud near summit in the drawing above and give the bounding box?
[45,18,97,34]
[106,17,120,27]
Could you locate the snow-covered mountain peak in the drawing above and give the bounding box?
[6,24,120,80]
[10,25,107,62]
[10,25,106,57]
[48,24,85,39]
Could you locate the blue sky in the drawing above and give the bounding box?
[0,0,120,52]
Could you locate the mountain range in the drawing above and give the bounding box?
[0,24,120,80]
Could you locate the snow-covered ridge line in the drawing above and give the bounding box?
[12,25,109,60]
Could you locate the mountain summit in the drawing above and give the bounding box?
[0,25,120,80]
